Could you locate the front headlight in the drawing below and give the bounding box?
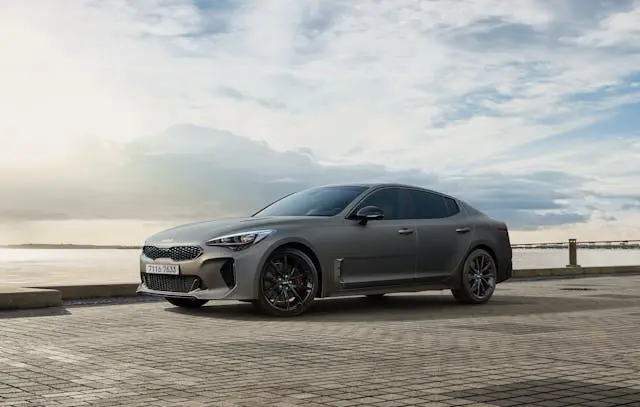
[205,229,275,251]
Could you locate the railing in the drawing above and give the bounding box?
[511,239,640,267]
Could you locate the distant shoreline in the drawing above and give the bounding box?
[1,244,142,250]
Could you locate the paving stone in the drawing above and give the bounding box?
[1,276,640,406]
[451,322,568,335]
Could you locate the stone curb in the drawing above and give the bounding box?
[0,286,62,310]
[34,283,140,300]
[513,265,640,279]
[1,265,639,311]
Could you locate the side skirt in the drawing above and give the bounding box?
[329,276,453,297]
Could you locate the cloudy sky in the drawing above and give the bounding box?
[1,0,639,245]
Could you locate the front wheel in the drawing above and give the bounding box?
[165,297,209,309]
[452,248,497,304]
[255,247,319,317]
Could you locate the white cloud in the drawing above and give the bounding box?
[1,0,639,242]
[571,0,640,48]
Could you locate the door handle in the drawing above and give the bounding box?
[398,228,414,235]
[456,227,471,234]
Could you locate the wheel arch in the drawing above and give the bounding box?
[255,238,324,298]
[450,241,499,288]
[471,243,498,265]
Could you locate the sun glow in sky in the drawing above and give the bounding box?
[1,0,640,245]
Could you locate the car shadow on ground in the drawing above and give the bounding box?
[165,292,639,322]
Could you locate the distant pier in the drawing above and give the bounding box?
[511,239,640,250]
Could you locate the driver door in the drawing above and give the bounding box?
[335,187,418,288]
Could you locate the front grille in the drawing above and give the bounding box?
[141,273,205,293]
[142,245,203,261]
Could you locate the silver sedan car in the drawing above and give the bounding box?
[138,183,513,317]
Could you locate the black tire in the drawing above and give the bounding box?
[255,247,319,317]
[365,294,386,300]
[165,297,209,309]
[452,248,497,304]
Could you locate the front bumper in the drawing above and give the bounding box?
[136,245,259,300]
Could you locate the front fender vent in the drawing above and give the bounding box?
[220,259,236,289]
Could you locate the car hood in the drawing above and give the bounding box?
[145,216,327,245]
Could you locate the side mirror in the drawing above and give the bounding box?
[355,205,384,225]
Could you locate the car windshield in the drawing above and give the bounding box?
[253,186,369,217]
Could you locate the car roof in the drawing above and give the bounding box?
[315,182,449,196]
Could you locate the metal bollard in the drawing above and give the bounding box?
[567,238,579,267]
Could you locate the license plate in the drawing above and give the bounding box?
[145,264,180,275]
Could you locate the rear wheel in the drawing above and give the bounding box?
[165,297,209,309]
[452,248,497,304]
[255,247,319,317]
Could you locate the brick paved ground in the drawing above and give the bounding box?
[1,276,640,407]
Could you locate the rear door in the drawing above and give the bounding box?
[406,189,473,281]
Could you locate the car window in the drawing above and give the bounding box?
[253,185,368,217]
[406,189,451,219]
[353,188,406,220]
[443,196,460,216]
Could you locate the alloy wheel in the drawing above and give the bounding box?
[452,248,497,304]
[464,251,496,301]
[258,249,317,315]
